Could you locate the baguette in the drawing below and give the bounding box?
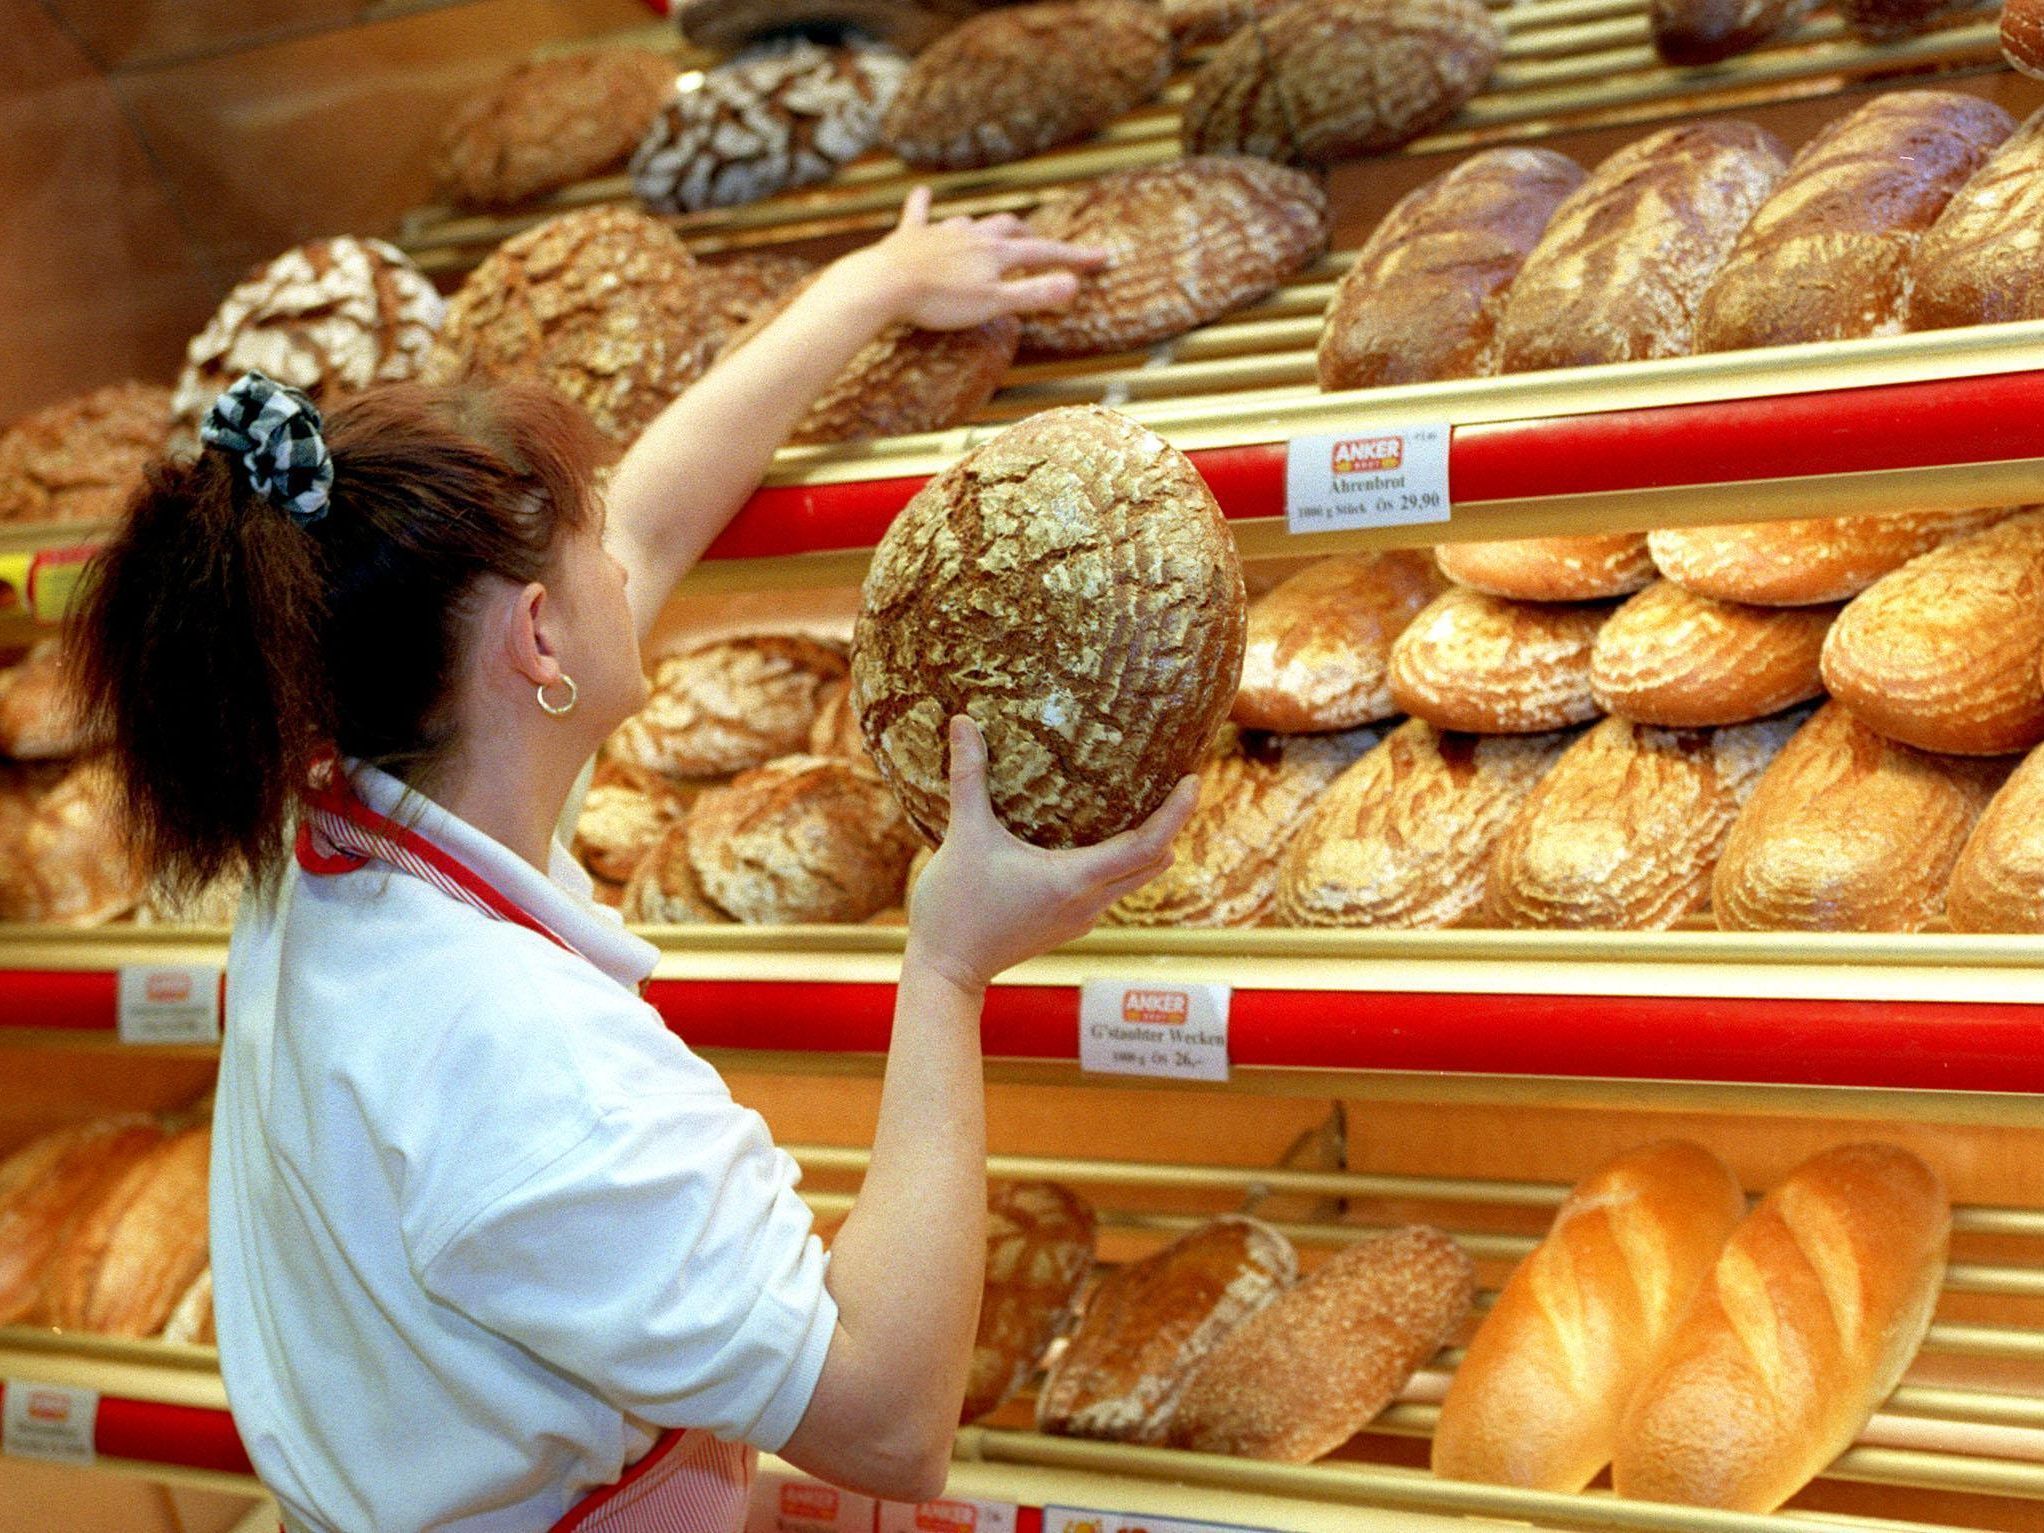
[40,1123,210,1337]
[1435,534,1655,602]
[1590,581,1836,727]
[1613,1143,1950,1512]
[1232,552,1444,732]
[1646,508,2012,605]
[1432,1141,1745,1491]
[1389,586,1611,735]
[0,1117,166,1324]
[1947,744,2044,931]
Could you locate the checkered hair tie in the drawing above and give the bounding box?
[199,371,334,525]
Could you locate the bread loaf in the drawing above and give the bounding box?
[1108,725,1378,928]
[610,635,848,783]
[619,820,728,925]
[1389,586,1611,734]
[1694,92,2013,350]
[572,774,693,886]
[1037,1215,1297,1443]
[1317,149,1585,390]
[1485,712,1802,929]
[806,677,871,765]
[1167,1226,1474,1461]
[1275,719,1573,928]
[0,762,145,926]
[1946,744,2044,931]
[1020,157,1328,359]
[0,1118,165,1325]
[1432,1141,1745,1491]
[1651,0,1815,64]
[1714,703,2007,931]
[1183,0,1502,166]
[853,406,1245,848]
[0,382,170,525]
[882,0,1171,170]
[1910,107,2044,330]
[1819,510,2044,755]
[1232,552,1444,733]
[1590,581,1836,727]
[160,1266,214,1346]
[41,1123,211,1337]
[1436,534,1656,602]
[1162,0,1286,46]
[1614,1143,1949,1512]
[1838,0,1969,39]
[1495,122,1789,372]
[2007,0,2044,78]
[0,640,90,759]
[1646,508,2012,605]
[965,1182,1097,1423]
[692,252,816,358]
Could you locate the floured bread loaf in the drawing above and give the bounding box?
[0,640,91,759]
[1436,534,1655,602]
[620,820,728,925]
[1232,552,1444,733]
[0,1117,166,1325]
[573,774,693,887]
[40,1123,210,1337]
[0,762,145,926]
[1948,744,2044,931]
[0,382,170,524]
[1647,508,2012,605]
[1910,107,2044,330]
[609,635,848,782]
[965,1182,1097,1423]
[1590,581,1836,727]
[853,406,1245,847]
[1390,586,1611,734]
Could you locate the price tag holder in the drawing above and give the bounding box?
[3,1380,98,1466]
[1078,979,1230,1083]
[745,1469,875,1533]
[877,1496,1018,1533]
[1285,423,1451,535]
[117,965,223,1046]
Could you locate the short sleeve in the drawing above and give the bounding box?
[414,1089,838,1453]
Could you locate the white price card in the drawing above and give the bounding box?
[1078,979,1230,1083]
[117,965,223,1045]
[1285,423,1451,535]
[3,1380,97,1466]
[1045,1509,1278,1533]
[877,1497,1018,1533]
[746,1469,876,1533]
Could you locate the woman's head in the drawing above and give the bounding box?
[71,374,635,900]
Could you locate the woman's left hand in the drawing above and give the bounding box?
[851,186,1109,331]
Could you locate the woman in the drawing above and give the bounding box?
[73,193,1197,1533]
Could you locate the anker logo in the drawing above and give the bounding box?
[144,971,193,1004]
[1331,435,1403,475]
[1122,989,1189,1027]
[26,1391,72,1424]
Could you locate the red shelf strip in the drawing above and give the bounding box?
[0,1384,254,1478]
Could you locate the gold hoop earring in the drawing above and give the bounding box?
[537,676,578,717]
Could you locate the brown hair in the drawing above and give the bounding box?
[70,379,608,901]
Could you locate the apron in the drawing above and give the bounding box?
[295,762,758,1533]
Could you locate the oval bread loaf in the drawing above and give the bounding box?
[1432,1141,1745,1491]
[620,819,728,925]
[1590,581,1836,727]
[1232,552,1444,733]
[0,382,171,526]
[40,1123,210,1337]
[965,1182,1097,1423]
[1646,508,2011,605]
[0,762,145,926]
[1946,745,2044,931]
[0,1117,166,1325]
[1390,586,1611,735]
[610,635,848,783]
[1714,703,2008,931]
[1436,534,1656,602]
[853,406,1246,848]
[1909,107,2044,330]
[0,640,91,759]
[1650,0,1815,64]
[1819,510,2044,755]
[2008,0,2044,78]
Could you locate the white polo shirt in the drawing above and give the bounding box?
[211,764,837,1533]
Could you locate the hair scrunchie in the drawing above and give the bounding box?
[199,371,334,525]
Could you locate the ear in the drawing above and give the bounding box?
[495,579,560,690]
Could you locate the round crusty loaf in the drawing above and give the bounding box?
[853,406,1245,848]
[1020,157,1329,359]
[0,1116,166,1326]
[1909,106,2044,331]
[1318,148,1585,390]
[1436,534,1656,602]
[1646,508,2012,606]
[428,207,711,445]
[0,382,170,525]
[1590,580,1836,727]
[572,773,694,886]
[806,676,871,765]
[0,640,91,759]
[620,819,728,925]
[1948,743,2044,931]
[1651,0,1815,64]
[1714,702,2008,932]
[40,1123,210,1337]
[966,1181,1097,1424]
[692,251,816,359]
[1183,0,1502,166]
[1167,1226,1474,1462]
[882,0,1171,171]
[1820,510,2044,756]
[1275,719,1573,929]
[1389,586,1612,735]
[609,634,848,782]
[630,42,905,215]
[172,238,444,447]
[434,48,680,210]
[1484,712,1804,929]
[1108,725,1378,928]
[2009,0,2044,78]
[0,762,144,926]
[1232,552,1444,733]
[683,755,919,924]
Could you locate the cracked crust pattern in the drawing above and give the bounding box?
[0,383,171,525]
[1910,106,2044,330]
[853,406,1245,848]
[965,1181,1097,1424]
[620,818,728,925]
[573,775,694,885]
[1436,534,1656,602]
[1647,508,2012,606]
[1390,585,1612,735]
[0,762,144,926]
[1948,742,2044,931]
[1591,581,1837,728]
[609,634,848,782]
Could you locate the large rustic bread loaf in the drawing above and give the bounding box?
[1590,580,1836,727]
[1436,534,1656,602]
[0,640,91,760]
[1108,725,1377,928]
[1910,107,2044,330]
[1232,552,1443,733]
[572,773,694,888]
[806,676,871,766]
[1167,1226,1474,1461]
[882,0,1171,171]
[2008,0,2044,78]
[1434,1141,1745,1492]
[609,635,848,783]
[1317,148,1584,390]
[1694,92,2012,351]
[1020,157,1328,359]
[1948,744,2044,931]
[965,1182,1097,1423]
[1651,0,1815,64]
[1485,712,1803,929]
[1275,719,1573,928]
[0,762,145,926]
[1183,0,1502,166]
[0,382,170,525]
[1613,1144,1948,1513]
[172,239,444,446]
[1820,511,2044,755]
[619,819,728,925]
[1646,508,2011,605]
[40,1123,210,1337]
[0,1117,165,1325]
[692,252,816,358]
[1495,122,1789,372]
[853,406,1245,848]
[1714,703,2007,931]
[434,48,680,210]
[1162,0,1286,45]
[1390,586,1611,735]
[1037,1215,1297,1443]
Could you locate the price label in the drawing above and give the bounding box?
[117,965,223,1046]
[746,1469,875,1533]
[1285,423,1451,535]
[1044,1509,1276,1533]
[877,1497,1018,1533]
[1078,980,1230,1083]
[3,1381,97,1465]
